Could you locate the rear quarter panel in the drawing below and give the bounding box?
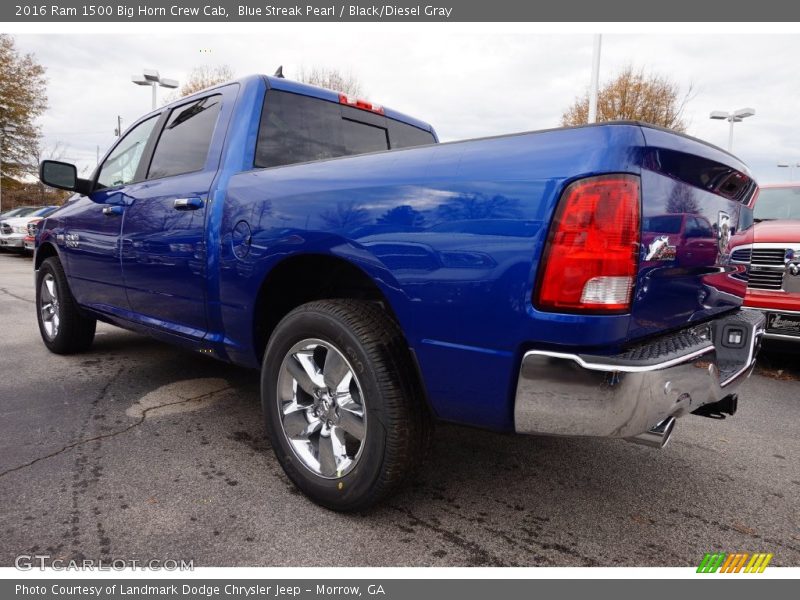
[220,124,645,429]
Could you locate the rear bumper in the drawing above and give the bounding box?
[514,309,765,438]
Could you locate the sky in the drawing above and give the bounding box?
[11,31,800,183]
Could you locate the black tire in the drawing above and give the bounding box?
[36,256,96,354]
[262,299,432,511]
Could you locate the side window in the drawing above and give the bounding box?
[147,95,222,180]
[686,217,713,238]
[96,115,158,189]
[388,119,435,149]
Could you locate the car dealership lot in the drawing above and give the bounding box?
[0,250,798,567]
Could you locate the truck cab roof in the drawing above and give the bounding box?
[263,75,436,135]
[154,73,435,138]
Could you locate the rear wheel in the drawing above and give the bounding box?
[262,299,431,511]
[36,257,96,354]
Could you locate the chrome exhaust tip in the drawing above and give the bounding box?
[625,417,676,449]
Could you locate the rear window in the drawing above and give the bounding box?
[754,187,800,221]
[148,95,222,180]
[255,90,434,168]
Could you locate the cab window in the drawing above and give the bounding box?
[96,115,159,189]
[147,95,222,179]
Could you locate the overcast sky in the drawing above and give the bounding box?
[12,32,800,183]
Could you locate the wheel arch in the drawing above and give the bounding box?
[34,241,61,271]
[251,252,412,364]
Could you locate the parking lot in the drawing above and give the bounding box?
[0,249,798,567]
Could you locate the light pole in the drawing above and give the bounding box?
[710,108,755,152]
[777,162,800,181]
[0,125,18,215]
[588,34,602,124]
[132,69,179,110]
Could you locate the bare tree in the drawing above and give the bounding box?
[28,141,71,204]
[666,184,700,215]
[174,65,234,99]
[320,201,370,230]
[561,65,692,132]
[297,66,364,97]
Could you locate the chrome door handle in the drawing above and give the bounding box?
[102,205,123,216]
[173,197,204,211]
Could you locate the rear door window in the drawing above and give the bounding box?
[147,95,222,180]
[255,90,434,168]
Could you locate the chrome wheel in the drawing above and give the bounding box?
[39,273,60,341]
[276,338,367,479]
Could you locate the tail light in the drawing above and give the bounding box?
[339,93,384,115]
[535,174,641,313]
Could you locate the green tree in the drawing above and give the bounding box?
[0,34,48,185]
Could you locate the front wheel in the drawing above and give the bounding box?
[36,257,96,354]
[262,299,431,511]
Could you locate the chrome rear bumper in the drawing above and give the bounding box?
[514,310,764,439]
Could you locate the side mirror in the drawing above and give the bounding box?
[39,160,93,195]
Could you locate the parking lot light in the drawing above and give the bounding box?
[777,162,800,181]
[132,69,180,110]
[710,108,756,152]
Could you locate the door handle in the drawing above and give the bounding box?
[173,197,204,211]
[102,205,123,216]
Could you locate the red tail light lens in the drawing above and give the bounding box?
[535,174,641,313]
[339,93,384,115]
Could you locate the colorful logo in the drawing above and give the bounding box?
[697,552,773,573]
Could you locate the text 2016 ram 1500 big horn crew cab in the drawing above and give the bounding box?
[36,74,764,510]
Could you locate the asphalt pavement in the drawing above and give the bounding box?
[0,250,798,567]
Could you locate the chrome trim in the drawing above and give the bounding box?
[39,273,60,340]
[745,242,800,292]
[743,306,800,316]
[524,346,713,374]
[626,417,676,449]
[763,332,800,341]
[514,311,764,439]
[743,307,800,341]
[276,338,367,479]
[719,312,764,386]
[749,242,800,250]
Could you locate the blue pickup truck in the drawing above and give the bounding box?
[37,74,764,510]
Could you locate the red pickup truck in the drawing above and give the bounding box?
[740,184,800,342]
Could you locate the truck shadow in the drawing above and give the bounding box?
[67,328,798,567]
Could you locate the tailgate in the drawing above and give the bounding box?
[629,126,757,341]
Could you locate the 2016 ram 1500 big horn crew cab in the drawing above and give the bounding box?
[37,75,763,510]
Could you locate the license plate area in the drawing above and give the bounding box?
[767,312,800,337]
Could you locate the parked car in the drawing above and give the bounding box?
[0,206,58,251]
[36,75,763,510]
[23,216,50,253]
[642,213,720,267]
[0,206,44,249]
[0,206,41,220]
[739,183,800,343]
